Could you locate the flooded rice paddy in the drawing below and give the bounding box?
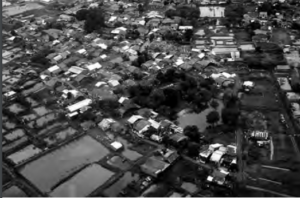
[103,171,140,197]
[35,113,56,127]
[3,137,28,153]
[50,164,114,197]
[19,135,110,193]
[177,100,224,132]
[4,121,17,130]
[33,106,51,117]
[22,114,38,121]
[2,186,28,197]
[44,127,78,145]
[8,103,26,114]
[8,145,42,165]
[5,129,25,141]
[37,122,68,136]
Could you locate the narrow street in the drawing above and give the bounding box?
[236,128,244,183]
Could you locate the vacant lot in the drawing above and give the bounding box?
[240,80,280,108]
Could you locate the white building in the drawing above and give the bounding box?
[199,7,225,18]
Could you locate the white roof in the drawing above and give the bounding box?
[209,143,223,150]
[110,141,123,150]
[66,99,92,112]
[175,59,184,66]
[148,119,160,129]
[97,43,107,49]
[198,53,205,59]
[86,62,102,71]
[68,66,85,74]
[4,91,16,97]
[95,81,107,87]
[48,65,60,73]
[8,36,16,41]
[67,111,79,117]
[243,81,254,87]
[118,97,128,104]
[109,16,117,22]
[164,55,173,59]
[77,49,87,54]
[108,80,120,87]
[100,54,107,59]
[277,77,292,91]
[207,176,214,182]
[231,158,237,164]
[210,150,225,163]
[179,26,193,30]
[128,115,144,124]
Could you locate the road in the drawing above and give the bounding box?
[246,185,294,197]
[236,127,244,183]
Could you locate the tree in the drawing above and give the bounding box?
[221,107,240,126]
[187,142,200,158]
[206,111,220,127]
[184,125,200,142]
[210,100,219,109]
[163,87,180,108]
[75,9,89,20]
[84,8,106,33]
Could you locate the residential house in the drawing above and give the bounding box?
[140,156,170,178]
[277,77,292,92]
[286,92,300,102]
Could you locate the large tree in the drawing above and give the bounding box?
[184,125,200,142]
[206,111,220,127]
[84,8,106,33]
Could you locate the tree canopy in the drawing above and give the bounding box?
[206,111,220,126]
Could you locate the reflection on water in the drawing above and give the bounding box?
[116,136,142,161]
[8,104,26,114]
[104,172,140,197]
[177,100,224,132]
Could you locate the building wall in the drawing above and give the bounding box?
[199,7,225,18]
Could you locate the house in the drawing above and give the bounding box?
[277,77,292,92]
[154,149,179,164]
[199,149,213,163]
[168,133,188,148]
[66,99,92,113]
[243,81,255,92]
[275,65,291,72]
[210,150,226,164]
[291,103,300,118]
[250,130,269,141]
[286,92,300,102]
[140,156,170,178]
[206,169,232,188]
[98,118,116,131]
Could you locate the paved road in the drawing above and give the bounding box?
[236,128,244,183]
[246,185,293,197]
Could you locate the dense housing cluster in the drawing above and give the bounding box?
[2,0,300,197]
